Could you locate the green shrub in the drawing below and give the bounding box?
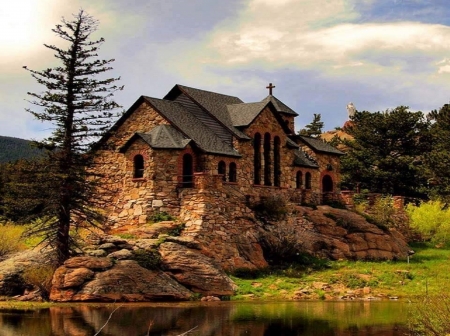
[253,195,288,221]
[409,294,450,335]
[406,200,450,244]
[22,264,56,301]
[0,224,25,257]
[370,195,396,228]
[131,249,161,270]
[117,233,137,239]
[167,223,185,237]
[150,211,175,223]
[258,224,304,265]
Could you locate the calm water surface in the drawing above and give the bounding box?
[0,301,409,336]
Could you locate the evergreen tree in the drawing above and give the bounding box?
[0,159,52,222]
[341,107,431,196]
[424,104,450,201]
[299,113,324,138]
[23,10,123,264]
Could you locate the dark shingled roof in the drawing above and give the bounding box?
[175,85,250,140]
[227,101,267,127]
[294,149,319,168]
[261,95,298,116]
[298,135,345,155]
[144,97,240,157]
[286,137,299,148]
[138,125,191,149]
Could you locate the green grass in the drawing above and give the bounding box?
[231,242,450,300]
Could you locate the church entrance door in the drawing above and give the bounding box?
[322,175,333,192]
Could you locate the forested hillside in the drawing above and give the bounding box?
[0,136,43,163]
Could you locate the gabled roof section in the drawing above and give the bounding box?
[261,95,298,116]
[143,97,240,157]
[294,149,319,168]
[141,125,191,149]
[298,135,345,155]
[119,126,191,153]
[227,100,294,135]
[227,101,267,127]
[165,84,250,140]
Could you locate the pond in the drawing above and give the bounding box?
[0,300,410,336]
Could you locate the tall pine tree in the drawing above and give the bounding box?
[299,113,324,138]
[24,10,123,264]
[424,103,450,201]
[341,107,431,196]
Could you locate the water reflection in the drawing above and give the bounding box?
[0,301,408,336]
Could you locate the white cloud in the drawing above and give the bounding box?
[152,0,450,91]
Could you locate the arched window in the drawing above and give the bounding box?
[274,136,281,187]
[253,133,261,185]
[264,132,272,186]
[182,153,193,188]
[305,172,312,190]
[322,175,333,192]
[133,154,144,178]
[296,171,303,189]
[218,161,226,181]
[229,162,237,182]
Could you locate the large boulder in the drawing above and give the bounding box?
[50,256,193,302]
[293,206,410,260]
[159,242,237,296]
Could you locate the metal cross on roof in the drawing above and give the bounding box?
[266,83,275,95]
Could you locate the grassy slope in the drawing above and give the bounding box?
[231,242,450,300]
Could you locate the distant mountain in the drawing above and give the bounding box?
[0,136,44,163]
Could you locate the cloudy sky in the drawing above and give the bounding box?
[1,0,450,140]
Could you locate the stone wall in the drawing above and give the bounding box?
[94,102,175,229]
[299,144,341,195]
[234,106,301,192]
[179,185,268,271]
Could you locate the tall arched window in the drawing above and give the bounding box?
[133,154,144,178]
[229,162,237,182]
[296,171,303,189]
[274,136,281,187]
[322,175,333,192]
[182,153,193,188]
[218,161,226,181]
[305,172,312,190]
[264,132,271,186]
[253,133,261,185]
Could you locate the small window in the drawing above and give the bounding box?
[218,161,226,181]
[305,172,312,190]
[296,171,303,189]
[133,154,144,178]
[229,162,237,182]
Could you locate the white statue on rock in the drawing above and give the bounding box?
[346,102,356,118]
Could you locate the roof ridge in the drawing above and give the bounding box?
[161,124,180,147]
[177,84,242,100]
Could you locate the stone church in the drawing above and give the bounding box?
[95,84,344,229]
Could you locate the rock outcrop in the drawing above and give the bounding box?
[50,257,193,302]
[294,206,410,260]
[159,242,237,295]
[0,204,411,302]
[0,248,55,296]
